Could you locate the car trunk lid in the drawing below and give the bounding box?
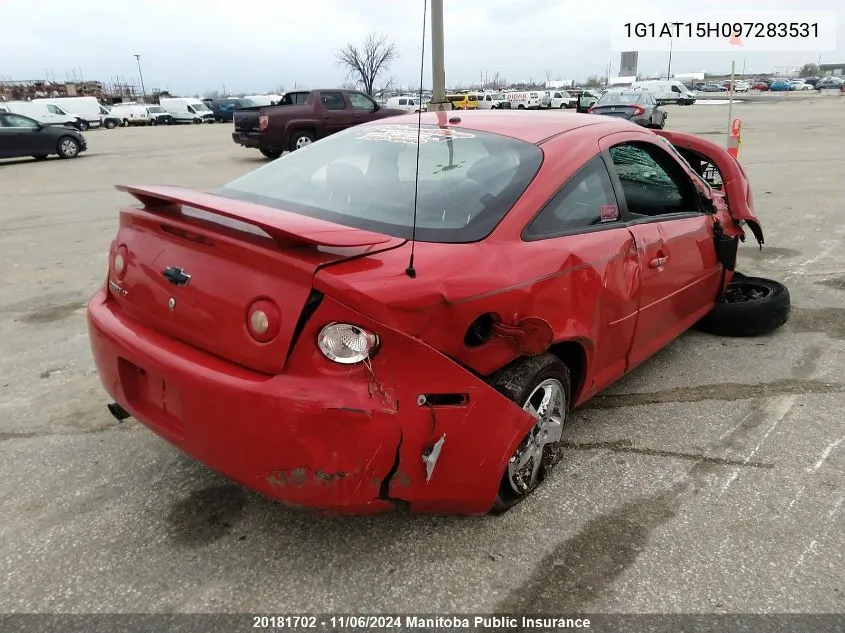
[590,105,639,118]
[109,185,404,374]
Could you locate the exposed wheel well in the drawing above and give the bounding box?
[547,340,587,406]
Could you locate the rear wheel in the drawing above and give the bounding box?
[289,130,315,151]
[559,103,566,108]
[57,136,80,159]
[122,119,130,127]
[490,354,570,513]
[104,119,118,130]
[259,148,282,159]
[695,274,790,337]
[517,104,525,109]
[77,120,90,131]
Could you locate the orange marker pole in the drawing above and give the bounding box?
[727,117,742,159]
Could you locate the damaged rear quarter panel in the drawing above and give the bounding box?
[285,294,537,513]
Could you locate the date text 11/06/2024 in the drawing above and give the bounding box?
[623,22,819,38]
[252,615,592,629]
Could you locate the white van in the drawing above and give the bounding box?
[630,80,696,105]
[0,100,82,128]
[504,91,541,110]
[386,95,422,113]
[34,97,109,129]
[244,94,283,107]
[108,103,151,126]
[476,92,511,109]
[159,97,215,124]
[541,90,575,109]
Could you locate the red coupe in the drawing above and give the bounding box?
[88,111,779,515]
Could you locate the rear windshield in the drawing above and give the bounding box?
[597,93,641,105]
[217,124,543,243]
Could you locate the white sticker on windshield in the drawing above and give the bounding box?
[357,125,476,145]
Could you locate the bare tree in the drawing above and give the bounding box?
[335,32,399,96]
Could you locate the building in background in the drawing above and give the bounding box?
[620,52,638,78]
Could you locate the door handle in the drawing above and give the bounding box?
[649,256,668,268]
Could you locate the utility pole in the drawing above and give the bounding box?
[667,37,673,79]
[429,0,450,111]
[134,54,147,103]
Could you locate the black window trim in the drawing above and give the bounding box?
[522,155,627,241]
[522,139,710,242]
[603,139,708,227]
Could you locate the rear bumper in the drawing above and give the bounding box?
[232,131,261,148]
[87,289,533,514]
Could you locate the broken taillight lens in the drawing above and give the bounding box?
[317,323,379,364]
[113,245,128,280]
[631,105,645,116]
[259,115,268,131]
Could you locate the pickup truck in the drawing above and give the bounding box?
[232,89,404,159]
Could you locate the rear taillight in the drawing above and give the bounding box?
[113,245,128,280]
[259,115,268,131]
[631,105,645,116]
[587,106,595,113]
[246,298,280,342]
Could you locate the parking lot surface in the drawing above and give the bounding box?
[1,98,844,614]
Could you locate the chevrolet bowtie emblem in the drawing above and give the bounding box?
[162,266,191,286]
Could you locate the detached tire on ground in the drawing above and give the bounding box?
[695,273,790,337]
[489,353,570,513]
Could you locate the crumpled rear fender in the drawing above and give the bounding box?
[286,294,537,513]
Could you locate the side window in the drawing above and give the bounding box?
[320,91,346,111]
[187,106,195,113]
[349,92,377,111]
[608,143,698,217]
[3,114,39,128]
[671,85,681,93]
[47,104,62,114]
[294,92,310,105]
[525,158,621,238]
[398,98,407,106]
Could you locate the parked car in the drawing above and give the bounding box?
[631,80,696,104]
[572,89,602,112]
[0,100,85,130]
[88,111,784,515]
[477,92,511,110]
[588,90,667,129]
[540,90,575,109]
[203,98,258,122]
[385,95,423,113]
[699,83,728,92]
[789,80,814,91]
[803,77,821,87]
[751,81,770,91]
[721,80,750,92]
[159,98,215,124]
[33,96,109,129]
[816,77,844,90]
[232,89,404,159]
[145,105,174,125]
[0,112,86,160]
[108,103,151,127]
[769,80,792,91]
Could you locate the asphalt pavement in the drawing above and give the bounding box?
[0,96,843,615]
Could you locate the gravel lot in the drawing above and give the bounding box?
[1,96,843,615]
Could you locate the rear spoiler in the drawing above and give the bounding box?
[116,184,396,248]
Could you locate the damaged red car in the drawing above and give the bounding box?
[88,111,784,515]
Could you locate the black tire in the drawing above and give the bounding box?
[122,119,130,127]
[288,130,315,151]
[489,353,571,513]
[56,136,80,159]
[517,104,525,109]
[104,119,118,130]
[150,118,157,126]
[77,120,90,131]
[695,274,790,337]
[193,118,201,124]
[559,103,566,109]
[259,148,283,159]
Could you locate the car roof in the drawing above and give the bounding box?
[365,110,638,144]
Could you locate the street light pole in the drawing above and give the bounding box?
[134,54,147,103]
[667,37,673,79]
[429,0,449,111]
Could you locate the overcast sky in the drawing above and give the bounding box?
[2,0,842,95]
